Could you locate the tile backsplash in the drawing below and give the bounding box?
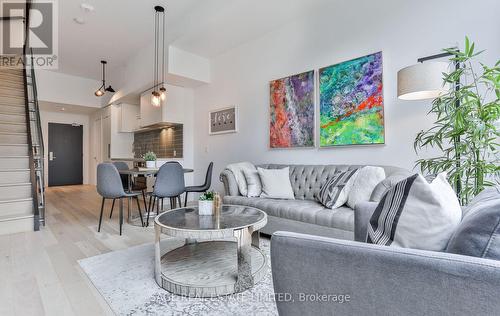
[134,125,183,158]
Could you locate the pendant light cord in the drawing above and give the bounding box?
[153,11,158,93]
[161,11,165,88]
[102,62,105,88]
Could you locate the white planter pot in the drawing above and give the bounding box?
[198,200,214,216]
[146,161,156,169]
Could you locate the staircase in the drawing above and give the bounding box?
[0,60,45,235]
[0,68,34,234]
[0,1,45,235]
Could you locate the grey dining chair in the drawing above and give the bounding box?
[184,162,213,207]
[97,163,144,235]
[146,161,185,226]
[111,161,148,217]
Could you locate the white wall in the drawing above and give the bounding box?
[40,110,91,186]
[193,0,500,191]
[36,70,102,108]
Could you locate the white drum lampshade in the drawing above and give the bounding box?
[397,62,450,100]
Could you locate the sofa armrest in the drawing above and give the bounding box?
[354,201,378,242]
[271,231,500,316]
[219,169,240,196]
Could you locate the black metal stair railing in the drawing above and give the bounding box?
[22,0,45,230]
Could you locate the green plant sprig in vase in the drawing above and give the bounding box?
[143,151,157,169]
[198,191,215,216]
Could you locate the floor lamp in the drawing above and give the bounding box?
[397,50,462,195]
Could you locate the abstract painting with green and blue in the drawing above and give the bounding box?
[319,52,385,147]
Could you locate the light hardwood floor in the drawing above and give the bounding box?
[0,185,156,316]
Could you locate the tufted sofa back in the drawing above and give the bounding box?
[256,164,409,200]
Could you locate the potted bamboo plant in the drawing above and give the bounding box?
[414,37,500,205]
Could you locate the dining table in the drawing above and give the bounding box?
[118,167,194,225]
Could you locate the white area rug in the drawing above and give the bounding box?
[78,239,277,315]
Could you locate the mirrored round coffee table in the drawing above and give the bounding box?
[154,205,268,297]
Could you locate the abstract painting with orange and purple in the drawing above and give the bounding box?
[319,52,385,147]
[270,70,315,148]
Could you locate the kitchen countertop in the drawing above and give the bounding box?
[110,157,184,162]
[111,158,145,162]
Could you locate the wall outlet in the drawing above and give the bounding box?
[173,150,177,157]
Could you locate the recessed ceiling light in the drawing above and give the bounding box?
[60,107,66,111]
[73,17,85,24]
[80,3,95,12]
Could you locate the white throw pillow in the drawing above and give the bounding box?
[242,168,262,197]
[226,162,256,196]
[367,172,462,251]
[258,167,295,200]
[317,169,360,209]
[347,166,385,209]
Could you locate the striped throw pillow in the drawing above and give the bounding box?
[318,169,360,209]
[367,173,462,251]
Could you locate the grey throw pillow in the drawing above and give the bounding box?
[446,186,500,260]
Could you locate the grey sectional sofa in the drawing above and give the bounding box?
[271,186,500,316]
[220,164,410,240]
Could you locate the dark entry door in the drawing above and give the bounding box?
[48,123,83,186]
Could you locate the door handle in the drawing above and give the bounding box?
[49,152,56,161]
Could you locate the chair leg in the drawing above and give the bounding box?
[146,195,154,227]
[157,197,160,215]
[161,198,164,212]
[135,196,144,227]
[142,190,147,211]
[184,192,188,207]
[119,198,124,236]
[178,196,182,208]
[98,197,105,232]
[109,199,116,218]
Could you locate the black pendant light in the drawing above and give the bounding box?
[94,60,115,97]
[152,5,166,107]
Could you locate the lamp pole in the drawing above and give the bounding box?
[417,50,461,196]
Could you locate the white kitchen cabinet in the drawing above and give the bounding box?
[119,103,140,132]
[140,91,163,127]
[101,107,112,161]
[93,105,135,162]
[140,84,187,127]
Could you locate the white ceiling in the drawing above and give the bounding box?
[53,0,327,80]
[39,101,100,114]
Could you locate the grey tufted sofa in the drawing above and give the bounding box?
[220,164,410,240]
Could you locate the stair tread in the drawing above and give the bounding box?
[0,103,25,107]
[0,131,27,135]
[0,96,25,101]
[0,143,29,146]
[0,87,24,92]
[0,76,24,81]
[0,197,32,204]
[0,121,25,125]
[0,214,34,222]
[0,111,25,116]
[0,182,31,187]
[0,168,30,172]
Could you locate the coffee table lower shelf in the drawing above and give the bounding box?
[156,240,267,298]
